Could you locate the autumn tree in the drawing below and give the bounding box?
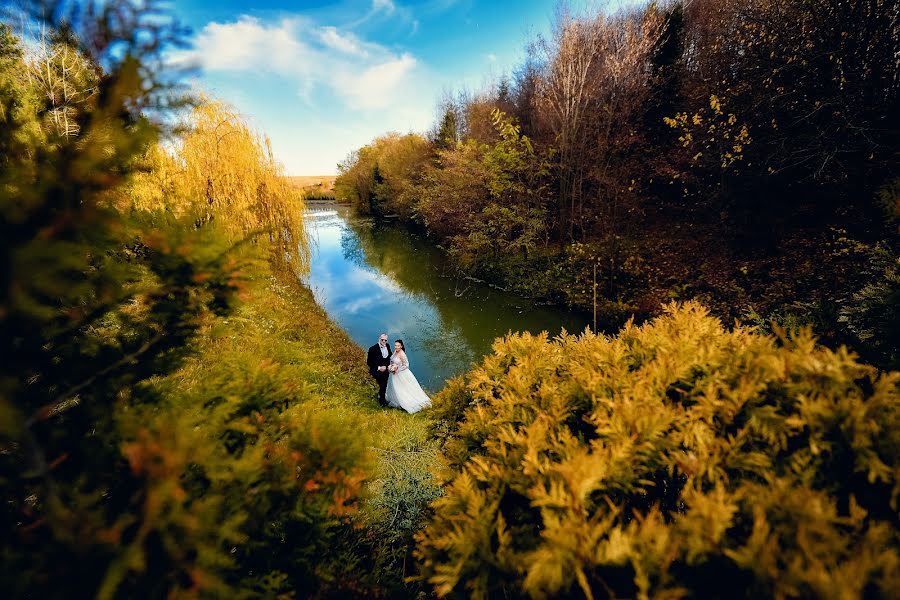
[463,93,505,145]
[130,100,308,275]
[414,138,490,240]
[335,145,377,211]
[371,132,432,219]
[25,24,97,138]
[333,0,900,362]
[510,58,542,139]
[534,4,607,241]
[583,7,664,238]
[680,0,899,210]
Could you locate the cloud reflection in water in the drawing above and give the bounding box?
[302,206,588,391]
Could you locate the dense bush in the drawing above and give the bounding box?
[839,244,900,371]
[418,302,900,599]
[0,5,379,598]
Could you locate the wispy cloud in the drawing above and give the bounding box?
[318,26,372,58]
[345,0,411,29]
[372,0,397,14]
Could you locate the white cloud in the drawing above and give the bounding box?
[191,17,311,75]
[337,53,418,110]
[486,53,497,63]
[318,26,370,58]
[189,16,423,112]
[183,11,441,174]
[372,0,396,14]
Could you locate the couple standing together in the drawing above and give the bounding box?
[367,333,431,413]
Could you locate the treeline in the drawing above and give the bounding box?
[336,0,899,369]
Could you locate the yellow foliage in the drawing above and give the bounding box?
[128,100,308,275]
[665,95,752,170]
[417,302,900,598]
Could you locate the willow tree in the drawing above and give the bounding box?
[132,101,309,275]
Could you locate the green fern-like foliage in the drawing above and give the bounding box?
[417,302,900,599]
[839,244,900,371]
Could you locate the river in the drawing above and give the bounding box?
[303,204,590,391]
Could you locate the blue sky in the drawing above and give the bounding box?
[175,1,643,175]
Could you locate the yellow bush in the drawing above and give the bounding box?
[417,302,900,599]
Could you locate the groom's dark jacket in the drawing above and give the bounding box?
[367,343,392,378]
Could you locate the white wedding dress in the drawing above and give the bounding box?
[385,351,431,414]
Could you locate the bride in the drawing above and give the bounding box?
[385,339,431,413]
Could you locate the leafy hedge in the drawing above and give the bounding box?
[417,302,899,599]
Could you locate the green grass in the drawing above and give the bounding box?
[164,259,434,444]
[156,258,439,594]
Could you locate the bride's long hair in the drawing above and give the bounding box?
[394,339,405,352]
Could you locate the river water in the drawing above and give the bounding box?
[303,204,589,391]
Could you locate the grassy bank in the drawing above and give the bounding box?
[164,260,437,454]
[287,175,337,201]
[154,258,439,596]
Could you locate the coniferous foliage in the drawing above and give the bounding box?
[0,0,240,592]
[418,302,900,599]
[0,3,238,596]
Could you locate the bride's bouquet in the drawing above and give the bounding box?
[388,364,398,374]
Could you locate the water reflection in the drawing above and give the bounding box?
[303,204,589,390]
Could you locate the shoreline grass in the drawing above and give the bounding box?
[155,257,439,596]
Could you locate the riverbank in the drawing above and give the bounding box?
[154,258,439,597]
[303,204,590,389]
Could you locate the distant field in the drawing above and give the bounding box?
[285,176,334,190]
[285,176,336,200]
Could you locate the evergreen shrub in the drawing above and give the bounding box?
[418,302,899,599]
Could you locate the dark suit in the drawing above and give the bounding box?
[367,343,392,404]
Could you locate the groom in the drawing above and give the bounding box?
[367,332,392,405]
